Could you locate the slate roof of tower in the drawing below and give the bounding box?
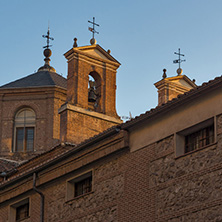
[0,71,67,89]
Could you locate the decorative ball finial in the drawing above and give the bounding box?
[73,38,78,47]
[90,38,97,45]
[44,48,52,58]
[162,68,167,79]
[177,68,183,76]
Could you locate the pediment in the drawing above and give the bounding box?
[154,75,197,90]
[76,44,120,64]
[170,78,194,89]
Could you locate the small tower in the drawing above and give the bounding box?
[154,49,197,106]
[59,27,122,144]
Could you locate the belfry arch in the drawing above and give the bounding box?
[88,71,101,111]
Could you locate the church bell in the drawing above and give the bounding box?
[88,89,97,102]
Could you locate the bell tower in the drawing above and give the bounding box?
[59,37,122,144]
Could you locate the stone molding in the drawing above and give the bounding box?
[58,103,122,124]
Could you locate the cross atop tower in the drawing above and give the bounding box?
[88,17,99,41]
[173,48,186,69]
[42,27,54,49]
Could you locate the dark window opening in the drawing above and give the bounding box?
[74,176,92,197]
[16,127,34,152]
[185,125,214,153]
[16,203,29,221]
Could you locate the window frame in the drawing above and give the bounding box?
[66,171,93,201]
[184,124,214,153]
[16,202,29,221]
[9,198,30,222]
[13,108,36,152]
[175,117,216,157]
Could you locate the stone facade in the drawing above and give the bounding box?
[147,114,222,221]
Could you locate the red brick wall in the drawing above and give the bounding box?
[0,88,66,161]
[60,108,119,144]
[66,53,119,118]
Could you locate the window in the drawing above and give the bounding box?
[75,175,92,197]
[66,171,93,201]
[176,118,215,156]
[185,125,214,153]
[10,198,30,222]
[16,202,29,221]
[14,108,35,152]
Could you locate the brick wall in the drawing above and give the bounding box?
[60,108,120,144]
[66,51,119,118]
[0,87,66,161]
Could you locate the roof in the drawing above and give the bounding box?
[122,75,222,129]
[0,74,222,187]
[0,71,67,89]
[0,158,19,173]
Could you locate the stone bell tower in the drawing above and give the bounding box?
[59,37,122,144]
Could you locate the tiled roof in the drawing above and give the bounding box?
[0,159,19,173]
[0,71,67,89]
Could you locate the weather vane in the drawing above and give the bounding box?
[42,26,54,49]
[88,17,99,40]
[173,48,186,69]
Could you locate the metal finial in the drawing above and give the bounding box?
[38,26,56,72]
[162,69,167,79]
[88,17,99,44]
[42,26,54,49]
[73,38,78,47]
[173,48,186,75]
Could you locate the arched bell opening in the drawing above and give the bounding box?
[88,71,101,111]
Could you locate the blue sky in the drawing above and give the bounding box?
[0,1,222,118]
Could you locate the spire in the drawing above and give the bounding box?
[38,27,56,72]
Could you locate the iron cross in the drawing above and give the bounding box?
[42,27,54,49]
[88,17,99,39]
[173,48,186,69]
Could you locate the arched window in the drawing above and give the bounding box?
[14,108,35,152]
